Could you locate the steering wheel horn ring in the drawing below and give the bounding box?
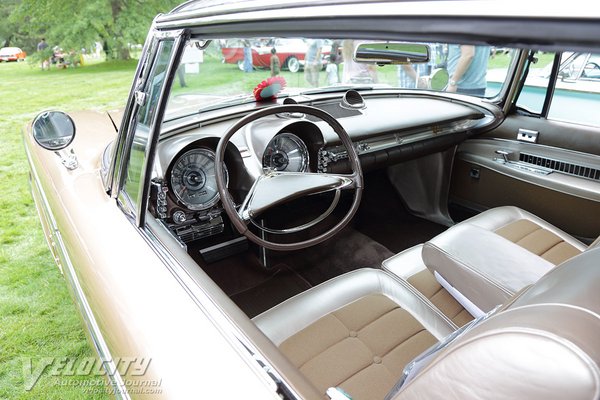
[215,104,363,251]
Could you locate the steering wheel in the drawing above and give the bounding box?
[215,104,363,251]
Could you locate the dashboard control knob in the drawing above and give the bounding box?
[173,210,187,225]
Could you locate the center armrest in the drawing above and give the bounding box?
[422,224,555,311]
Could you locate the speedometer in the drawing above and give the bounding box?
[263,133,309,172]
[170,148,227,210]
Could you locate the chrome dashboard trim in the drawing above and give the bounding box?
[318,113,494,171]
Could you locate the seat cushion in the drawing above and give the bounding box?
[280,293,437,399]
[406,269,473,327]
[397,247,600,400]
[422,206,587,312]
[253,268,456,399]
[495,218,582,264]
[465,206,587,259]
[382,245,473,327]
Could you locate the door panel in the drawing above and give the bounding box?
[450,133,600,240]
[450,50,600,241]
[450,144,600,239]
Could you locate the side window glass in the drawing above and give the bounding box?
[582,54,600,80]
[548,52,600,126]
[516,52,556,114]
[123,40,174,212]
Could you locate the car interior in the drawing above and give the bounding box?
[137,34,600,399]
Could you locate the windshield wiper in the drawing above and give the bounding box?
[300,85,373,95]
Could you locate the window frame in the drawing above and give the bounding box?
[515,51,600,127]
[115,28,188,226]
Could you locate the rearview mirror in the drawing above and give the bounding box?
[354,42,430,64]
[32,111,76,151]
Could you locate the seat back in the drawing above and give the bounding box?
[392,246,600,400]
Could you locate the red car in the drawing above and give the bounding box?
[0,47,26,62]
[221,38,329,72]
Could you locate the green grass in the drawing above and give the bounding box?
[488,51,555,70]
[0,60,136,399]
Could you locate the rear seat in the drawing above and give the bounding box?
[384,206,596,326]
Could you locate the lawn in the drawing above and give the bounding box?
[0,59,136,399]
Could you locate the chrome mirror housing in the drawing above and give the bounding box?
[32,111,76,151]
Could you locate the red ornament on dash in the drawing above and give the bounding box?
[253,76,286,101]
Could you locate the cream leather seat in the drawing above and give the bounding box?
[421,206,594,313]
[254,247,600,400]
[254,269,456,399]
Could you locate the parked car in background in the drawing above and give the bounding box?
[0,47,26,62]
[24,0,600,399]
[221,38,330,72]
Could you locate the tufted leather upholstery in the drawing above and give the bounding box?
[421,206,591,312]
[254,246,600,400]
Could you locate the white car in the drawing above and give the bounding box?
[0,47,26,62]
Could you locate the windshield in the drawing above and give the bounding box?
[165,38,516,121]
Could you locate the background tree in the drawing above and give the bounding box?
[0,0,39,51]
[11,0,181,59]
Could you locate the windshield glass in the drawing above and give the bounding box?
[165,38,516,121]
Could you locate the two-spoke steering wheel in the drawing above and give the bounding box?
[215,105,363,251]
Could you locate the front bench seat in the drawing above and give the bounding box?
[253,247,600,400]
[422,206,594,312]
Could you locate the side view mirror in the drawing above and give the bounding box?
[32,111,76,151]
[415,68,449,90]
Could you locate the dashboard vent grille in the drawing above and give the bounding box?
[519,152,600,181]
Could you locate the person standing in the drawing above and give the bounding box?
[37,38,49,70]
[242,40,253,73]
[304,39,323,87]
[397,43,443,89]
[326,52,339,85]
[37,38,48,52]
[270,47,280,76]
[341,40,377,84]
[446,44,490,96]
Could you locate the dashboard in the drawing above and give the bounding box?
[150,91,499,250]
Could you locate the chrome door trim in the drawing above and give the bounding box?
[456,138,600,202]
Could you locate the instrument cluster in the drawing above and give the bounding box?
[262,132,309,172]
[169,148,228,211]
